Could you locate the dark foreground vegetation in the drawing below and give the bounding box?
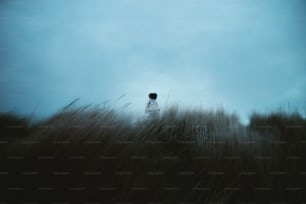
[0,105,305,204]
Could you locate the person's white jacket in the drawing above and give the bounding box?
[145,99,160,120]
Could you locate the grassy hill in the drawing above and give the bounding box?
[0,105,305,203]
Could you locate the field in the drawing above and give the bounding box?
[0,104,305,203]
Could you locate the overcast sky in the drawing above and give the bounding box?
[0,0,305,123]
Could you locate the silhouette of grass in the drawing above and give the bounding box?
[0,104,305,203]
[0,113,30,139]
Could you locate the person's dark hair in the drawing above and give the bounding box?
[149,93,157,99]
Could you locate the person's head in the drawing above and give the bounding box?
[149,93,157,100]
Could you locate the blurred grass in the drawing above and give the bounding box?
[0,104,305,203]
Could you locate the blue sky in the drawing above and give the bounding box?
[0,0,305,123]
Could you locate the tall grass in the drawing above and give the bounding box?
[0,104,305,203]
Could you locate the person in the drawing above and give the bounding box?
[145,93,160,121]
